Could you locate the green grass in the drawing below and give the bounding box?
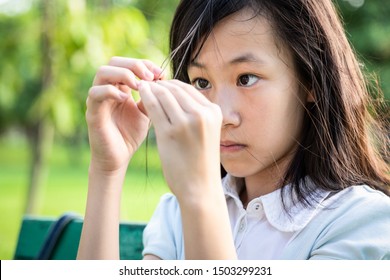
[0,135,169,260]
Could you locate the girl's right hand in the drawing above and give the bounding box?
[86,57,164,175]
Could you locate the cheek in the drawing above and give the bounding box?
[243,94,277,127]
[240,99,276,145]
[243,93,305,145]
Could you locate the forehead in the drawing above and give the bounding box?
[191,9,291,68]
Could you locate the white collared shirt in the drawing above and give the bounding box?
[222,175,331,259]
[142,174,390,259]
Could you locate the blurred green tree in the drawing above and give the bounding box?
[0,0,170,214]
[338,0,390,100]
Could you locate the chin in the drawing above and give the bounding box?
[222,165,256,178]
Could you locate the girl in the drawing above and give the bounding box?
[77,0,390,260]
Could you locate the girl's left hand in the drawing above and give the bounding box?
[139,80,223,202]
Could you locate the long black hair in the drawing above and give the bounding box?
[169,0,390,208]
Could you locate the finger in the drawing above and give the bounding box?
[93,65,140,89]
[148,81,190,125]
[138,82,170,131]
[137,100,147,116]
[108,56,165,82]
[154,80,204,113]
[142,60,167,80]
[162,79,212,106]
[139,81,184,127]
[87,84,129,107]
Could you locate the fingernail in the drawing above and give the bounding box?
[153,66,163,74]
[144,71,154,80]
[155,68,165,79]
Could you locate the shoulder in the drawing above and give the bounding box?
[142,193,184,260]
[144,193,182,231]
[283,185,390,259]
[311,185,390,259]
[154,193,181,214]
[330,185,390,216]
[323,185,390,237]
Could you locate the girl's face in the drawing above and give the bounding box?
[187,9,308,192]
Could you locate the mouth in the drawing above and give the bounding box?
[220,141,247,153]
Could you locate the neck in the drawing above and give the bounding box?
[242,159,291,206]
[244,174,281,201]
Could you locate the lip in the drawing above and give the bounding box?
[220,141,246,153]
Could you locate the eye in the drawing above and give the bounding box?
[192,78,211,90]
[237,74,259,87]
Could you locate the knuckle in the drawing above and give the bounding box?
[117,68,135,85]
[108,56,120,65]
[124,68,135,80]
[169,118,190,136]
[85,105,96,124]
[141,59,153,66]
[211,103,222,116]
[85,109,92,123]
[190,110,204,123]
[179,117,191,129]
[172,79,188,88]
[105,84,117,95]
[192,106,222,127]
[88,86,98,98]
[96,65,108,76]
[132,60,145,70]
[86,96,91,108]
[142,98,158,111]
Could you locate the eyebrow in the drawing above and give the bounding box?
[190,53,266,69]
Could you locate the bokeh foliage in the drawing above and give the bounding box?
[338,0,390,100]
[0,0,177,137]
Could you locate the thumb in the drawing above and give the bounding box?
[137,100,148,117]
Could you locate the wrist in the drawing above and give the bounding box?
[176,180,225,211]
[89,163,128,177]
[89,151,131,173]
[87,162,129,196]
[177,182,236,259]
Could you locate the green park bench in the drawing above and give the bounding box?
[14,213,147,260]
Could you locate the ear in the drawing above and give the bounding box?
[306,90,315,103]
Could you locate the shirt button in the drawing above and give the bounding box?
[253,203,261,211]
[239,221,246,232]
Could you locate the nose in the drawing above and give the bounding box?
[210,86,241,128]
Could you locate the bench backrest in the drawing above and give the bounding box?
[14,215,146,260]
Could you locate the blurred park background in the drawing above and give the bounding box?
[0,0,389,260]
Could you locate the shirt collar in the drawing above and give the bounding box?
[222,174,331,232]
